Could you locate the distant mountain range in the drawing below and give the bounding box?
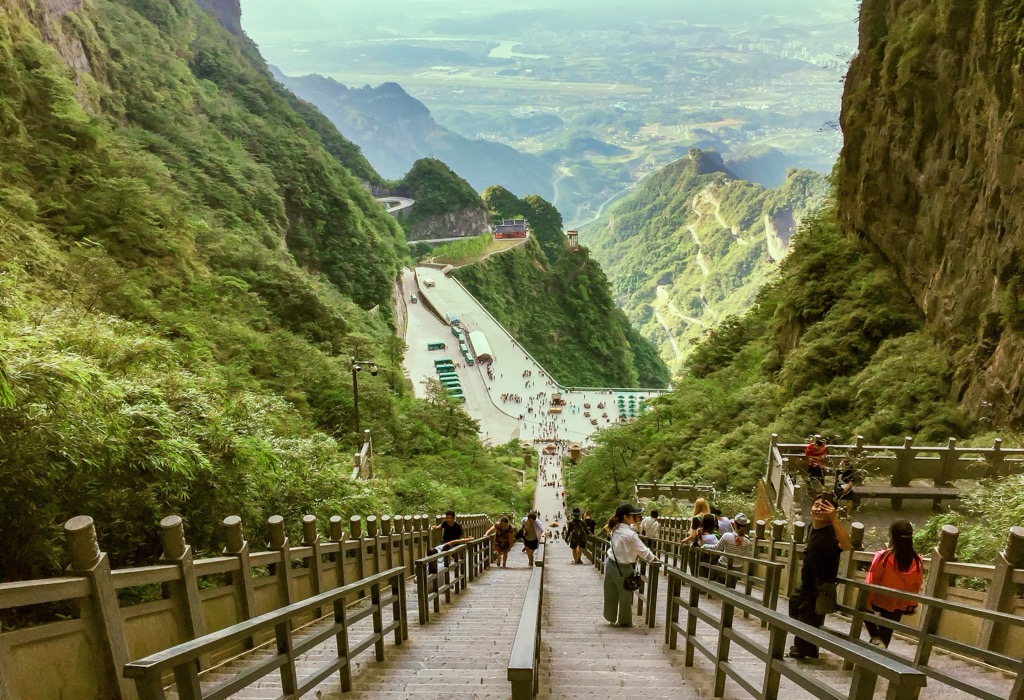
[272,70,555,199]
[581,148,830,370]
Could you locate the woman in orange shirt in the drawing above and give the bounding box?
[863,520,924,648]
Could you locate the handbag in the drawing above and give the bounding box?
[610,540,642,591]
[815,581,838,615]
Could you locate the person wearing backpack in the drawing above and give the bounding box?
[862,520,923,649]
[565,508,589,564]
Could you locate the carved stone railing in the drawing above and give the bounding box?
[0,512,491,699]
[763,433,1024,519]
[649,517,1024,658]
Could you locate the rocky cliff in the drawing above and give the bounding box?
[838,0,1024,423]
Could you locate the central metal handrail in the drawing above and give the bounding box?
[508,543,545,699]
[123,566,407,700]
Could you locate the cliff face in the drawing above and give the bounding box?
[405,208,488,241]
[838,0,1024,422]
[195,0,243,36]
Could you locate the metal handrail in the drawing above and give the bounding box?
[507,543,545,699]
[123,566,407,699]
[837,576,1024,700]
[414,535,493,624]
[664,564,927,700]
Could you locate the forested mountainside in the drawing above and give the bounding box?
[0,0,530,582]
[839,0,1024,426]
[569,204,973,518]
[273,73,555,200]
[452,188,670,389]
[570,0,1024,563]
[391,158,489,241]
[581,149,829,370]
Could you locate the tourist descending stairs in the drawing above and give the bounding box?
[539,550,707,699]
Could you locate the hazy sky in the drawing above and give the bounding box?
[241,0,859,46]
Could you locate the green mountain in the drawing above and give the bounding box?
[581,148,830,371]
[273,73,556,200]
[451,188,670,389]
[0,0,529,582]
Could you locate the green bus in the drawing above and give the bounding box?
[448,391,466,402]
[434,357,455,367]
[434,362,455,372]
[437,374,459,383]
[427,340,447,351]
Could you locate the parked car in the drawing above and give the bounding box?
[410,293,418,303]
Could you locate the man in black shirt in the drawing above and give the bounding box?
[433,510,464,544]
[787,493,852,660]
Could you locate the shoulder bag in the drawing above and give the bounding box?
[610,535,642,591]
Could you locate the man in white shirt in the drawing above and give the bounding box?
[639,510,661,542]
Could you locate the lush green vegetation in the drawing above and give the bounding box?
[394,158,483,217]
[451,187,670,389]
[567,203,974,518]
[428,234,493,265]
[580,149,830,372]
[0,0,528,584]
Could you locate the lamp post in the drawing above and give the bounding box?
[351,357,378,437]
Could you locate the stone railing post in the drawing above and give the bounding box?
[393,515,407,572]
[158,515,208,668]
[977,526,1024,652]
[916,525,958,666]
[381,515,394,569]
[350,515,365,584]
[268,515,292,607]
[936,437,957,487]
[329,515,347,589]
[366,515,381,575]
[893,436,914,488]
[767,520,785,590]
[839,522,865,607]
[222,515,257,644]
[787,521,806,597]
[302,515,323,612]
[412,515,424,560]
[65,516,136,700]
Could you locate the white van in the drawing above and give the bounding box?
[410,293,418,303]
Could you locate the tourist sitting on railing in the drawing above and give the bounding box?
[681,497,711,545]
[603,503,661,627]
[862,519,923,649]
[788,493,852,660]
[804,435,829,485]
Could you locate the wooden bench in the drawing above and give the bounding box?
[848,485,960,511]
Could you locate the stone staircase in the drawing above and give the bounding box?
[169,553,1015,700]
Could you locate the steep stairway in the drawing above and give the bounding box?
[539,550,707,699]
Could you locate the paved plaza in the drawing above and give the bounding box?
[401,267,666,447]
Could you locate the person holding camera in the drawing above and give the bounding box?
[603,503,661,627]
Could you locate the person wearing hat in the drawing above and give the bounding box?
[564,507,588,564]
[703,513,752,566]
[602,503,661,627]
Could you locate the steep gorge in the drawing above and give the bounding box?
[839,0,1024,423]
